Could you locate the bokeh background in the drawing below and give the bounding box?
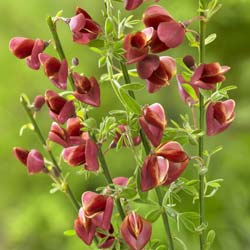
[1,0,250,249]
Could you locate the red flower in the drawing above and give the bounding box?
[139,103,166,147]
[39,54,68,90]
[45,90,75,124]
[62,139,99,171]
[140,141,189,191]
[110,125,141,148]
[143,5,185,53]
[113,177,129,187]
[9,37,46,70]
[120,212,152,250]
[206,99,236,136]
[82,192,114,231]
[123,27,154,64]
[96,225,115,249]
[125,0,159,11]
[69,7,101,44]
[191,62,230,90]
[74,208,96,245]
[73,73,100,107]
[48,117,87,147]
[137,55,176,93]
[33,95,45,111]
[13,147,45,174]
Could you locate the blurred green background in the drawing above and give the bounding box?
[1,0,250,249]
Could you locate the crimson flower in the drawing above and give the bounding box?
[73,73,100,107]
[33,95,45,111]
[13,147,45,174]
[74,208,96,245]
[143,5,185,53]
[48,117,87,147]
[125,0,159,11]
[9,37,46,70]
[191,62,230,90]
[39,54,68,90]
[206,99,236,136]
[139,103,166,147]
[120,212,152,250]
[141,141,189,191]
[96,225,115,249]
[137,55,176,93]
[123,27,154,64]
[45,90,75,124]
[69,7,101,44]
[62,139,99,171]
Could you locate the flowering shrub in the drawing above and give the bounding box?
[11,0,236,249]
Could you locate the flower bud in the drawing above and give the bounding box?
[120,212,152,250]
[33,95,45,111]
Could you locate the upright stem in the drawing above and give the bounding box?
[198,1,207,249]
[20,95,80,212]
[98,147,125,220]
[119,62,175,249]
[47,16,75,90]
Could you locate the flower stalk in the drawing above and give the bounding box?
[198,1,207,249]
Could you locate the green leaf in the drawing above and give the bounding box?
[120,188,137,199]
[118,88,141,115]
[87,39,104,48]
[146,208,162,223]
[105,17,114,34]
[63,229,76,236]
[19,123,34,136]
[185,32,199,48]
[89,47,103,55]
[182,84,199,102]
[83,118,97,129]
[205,33,217,45]
[120,82,145,91]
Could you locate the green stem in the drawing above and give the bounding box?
[47,16,75,90]
[20,95,80,212]
[98,145,126,220]
[198,1,207,249]
[155,187,175,250]
[119,62,175,249]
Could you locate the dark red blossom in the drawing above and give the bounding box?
[62,139,99,171]
[73,73,100,107]
[143,5,185,53]
[33,95,45,111]
[140,141,189,191]
[48,117,87,147]
[13,147,45,174]
[125,0,159,10]
[191,62,230,89]
[39,54,68,90]
[120,212,152,250]
[45,90,75,124]
[9,37,46,70]
[139,103,166,147]
[69,7,101,44]
[137,55,176,93]
[123,27,154,64]
[206,99,236,136]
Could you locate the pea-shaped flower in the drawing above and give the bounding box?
[9,37,46,70]
[13,147,46,174]
[62,139,99,171]
[73,73,100,107]
[125,0,159,10]
[143,5,185,53]
[120,212,152,250]
[39,54,68,90]
[206,99,236,136]
[139,103,166,147]
[191,62,230,90]
[137,55,176,93]
[45,90,75,124]
[69,7,101,44]
[123,27,154,64]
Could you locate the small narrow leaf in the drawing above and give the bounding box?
[205,33,217,45]
[120,82,145,91]
[146,208,162,223]
[63,229,76,236]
